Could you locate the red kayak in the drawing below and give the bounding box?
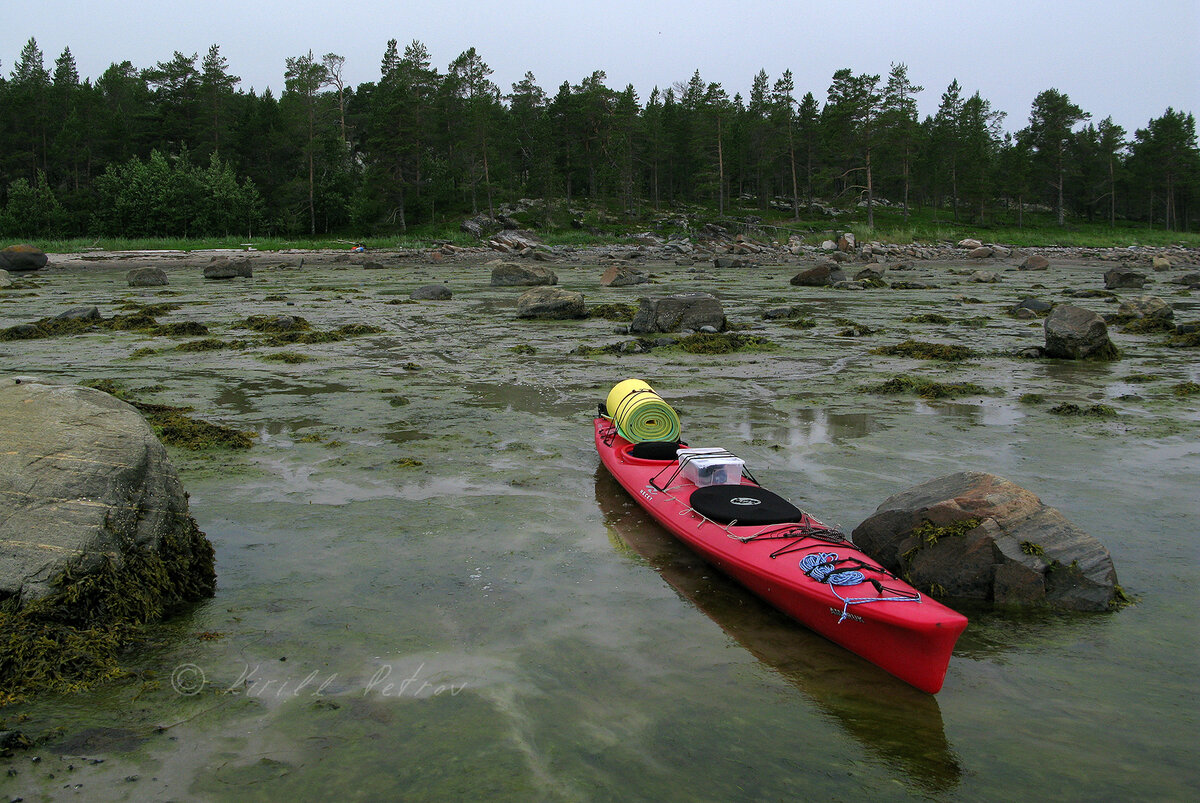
[594,416,968,694]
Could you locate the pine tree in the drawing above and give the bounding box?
[1025,88,1089,226]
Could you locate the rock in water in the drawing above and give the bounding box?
[0,244,48,272]
[600,264,649,287]
[490,261,557,287]
[1116,295,1172,321]
[411,284,453,300]
[0,269,14,289]
[515,286,585,319]
[1019,254,1051,271]
[789,262,846,287]
[128,267,169,287]
[1103,267,1146,289]
[852,472,1120,611]
[1044,304,1119,360]
[629,292,726,333]
[0,380,215,612]
[204,256,253,279]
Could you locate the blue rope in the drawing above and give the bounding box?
[800,551,921,623]
[799,551,865,586]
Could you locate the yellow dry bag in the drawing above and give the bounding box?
[605,379,681,443]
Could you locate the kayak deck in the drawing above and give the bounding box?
[594,417,967,694]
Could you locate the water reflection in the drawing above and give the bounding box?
[462,381,577,416]
[593,468,962,794]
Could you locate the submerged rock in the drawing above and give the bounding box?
[1044,304,1119,360]
[515,286,585,318]
[852,471,1120,611]
[629,292,726,333]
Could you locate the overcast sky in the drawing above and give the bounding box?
[4,0,1198,135]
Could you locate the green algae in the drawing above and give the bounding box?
[1167,330,1200,347]
[245,314,312,333]
[1048,403,1118,418]
[783,317,817,329]
[335,323,385,336]
[1172,381,1200,397]
[871,340,975,360]
[81,380,255,449]
[676,332,775,354]
[1120,317,1175,334]
[903,313,952,324]
[175,338,251,352]
[154,321,210,337]
[901,518,983,564]
[588,302,638,321]
[865,375,991,399]
[260,351,313,364]
[0,518,214,704]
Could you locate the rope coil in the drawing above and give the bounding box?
[799,551,922,623]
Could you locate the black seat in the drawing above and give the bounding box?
[689,484,803,526]
[629,440,684,461]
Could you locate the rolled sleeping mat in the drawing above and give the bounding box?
[606,379,681,444]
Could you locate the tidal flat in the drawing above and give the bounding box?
[1,249,1198,800]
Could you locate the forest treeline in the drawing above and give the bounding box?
[1,36,1198,239]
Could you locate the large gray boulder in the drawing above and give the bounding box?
[204,256,253,279]
[411,284,453,300]
[1103,266,1146,289]
[1116,295,1172,321]
[852,472,1120,611]
[515,286,585,319]
[128,267,169,287]
[600,264,649,287]
[790,262,846,287]
[0,244,48,272]
[1044,304,1119,360]
[0,381,216,607]
[490,261,557,287]
[629,292,726,333]
[0,269,13,289]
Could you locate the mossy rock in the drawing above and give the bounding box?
[0,382,216,702]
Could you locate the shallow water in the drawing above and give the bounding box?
[2,254,1198,800]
